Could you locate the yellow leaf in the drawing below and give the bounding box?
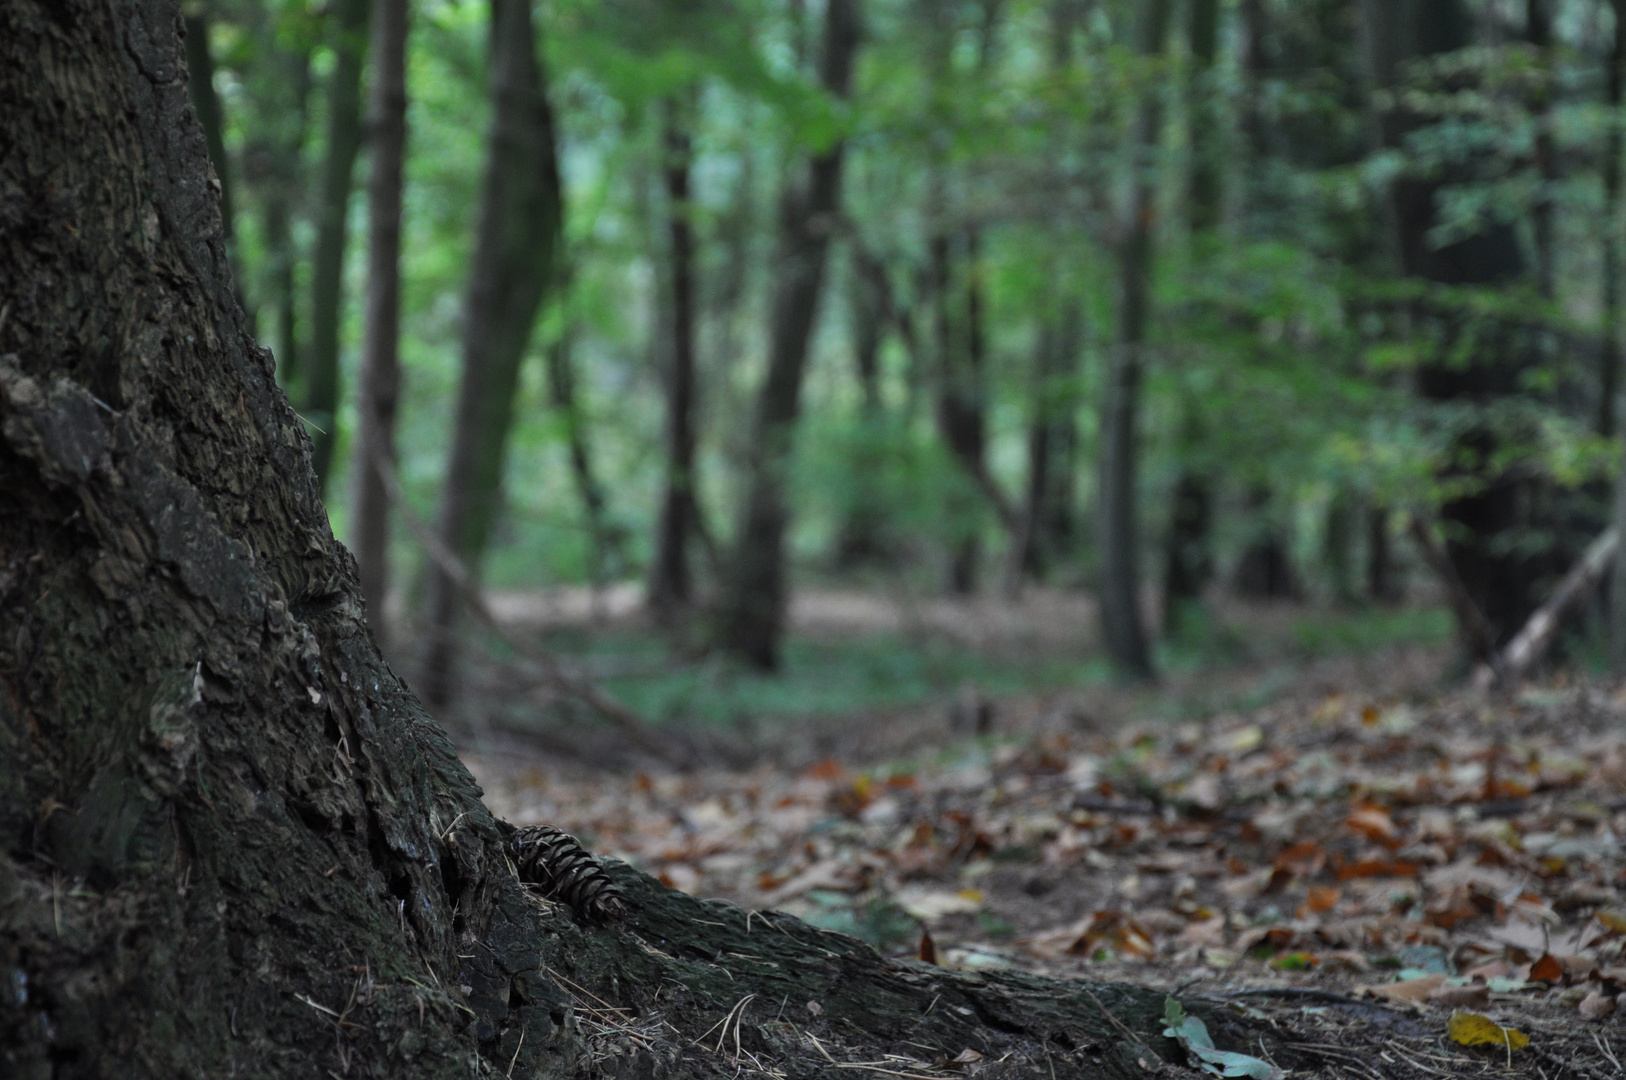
[1596,909,1626,934]
[1448,1011,1529,1051]
[956,888,984,903]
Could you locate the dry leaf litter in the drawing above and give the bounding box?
[468,681,1626,1076]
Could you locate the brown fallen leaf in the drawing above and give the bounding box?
[1529,954,1563,984]
[1302,885,1341,915]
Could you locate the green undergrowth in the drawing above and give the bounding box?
[477,601,1454,736]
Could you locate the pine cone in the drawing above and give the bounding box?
[510,824,627,923]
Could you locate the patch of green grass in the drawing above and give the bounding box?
[490,602,1456,736]
[1289,604,1452,657]
[579,631,1111,730]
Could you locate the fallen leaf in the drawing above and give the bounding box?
[1346,804,1399,847]
[805,1001,824,1016]
[1302,886,1341,915]
[919,930,939,965]
[1364,974,1444,1003]
[1529,954,1563,984]
[1447,1011,1529,1052]
[1578,992,1616,1020]
[1162,997,1283,1079]
[1272,841,1326,879]
[951,1049,983,1064]
[1596,909,1626,934]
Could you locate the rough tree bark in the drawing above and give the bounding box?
[648,94,701,620]
[1097,0,1170,682]
[420,0,563,707]
[715,0,862,669]
[305,0,368,492]
[350,0,410,648]
[0,5,1392,1078]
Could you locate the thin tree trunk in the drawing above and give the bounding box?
[1186,0,1220,235]
[1159,0,1219,630]
[1608,0,1626,670]
[835,243,893,567]
[420,0,563,708]
[305,0,369,492]
[350,0,409,646]
[1604,1,1626,441]
[1161,463,1213,633]
[939,227,992,594]
[1007,304,1080,591]
[546,322,622,590]
[1097,0,1170,682]
[246,38,312,390]
[1367,502,1398,603]
[715,0,861,670]
[1526,0,1557,300]
[648,94,700,619]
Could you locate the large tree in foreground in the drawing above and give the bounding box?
[0,3,1330,1077]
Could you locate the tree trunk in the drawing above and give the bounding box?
[1185,0,1220,236]
[1606,0,1626,671]
[241,29,311,391]
[1159,0,1220,632]
[1367,502,1398,603]
[1097,0,1170,682]
[420,0,563,708]
[1365,0,1544,650]
[937,227,992,595]
[1161,464,1213,635]
[0,7,1399,1076]
[305,0,368,493]
[715,0,862,670]
[1605,2,1626,443]
[1525,0,1556,300]
[834,243,893,567]
[648,95,700,620]
[349,0,410,648]
[1008,304,1081,590]
[545,322,624,593]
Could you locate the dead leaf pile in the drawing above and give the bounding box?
[469,682,1626,1036]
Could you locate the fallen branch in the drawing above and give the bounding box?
[365,445,690,764]
[1473,526,1618,691]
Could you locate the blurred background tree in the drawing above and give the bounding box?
[191,0,1626,726]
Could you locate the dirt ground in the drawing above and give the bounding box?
[451,591,1626,1077]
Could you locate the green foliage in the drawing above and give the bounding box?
[205,0,1622,672]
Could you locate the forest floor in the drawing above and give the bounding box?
[432,590,1626,1077]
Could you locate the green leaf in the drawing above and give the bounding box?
[1163,998,1283,1080]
